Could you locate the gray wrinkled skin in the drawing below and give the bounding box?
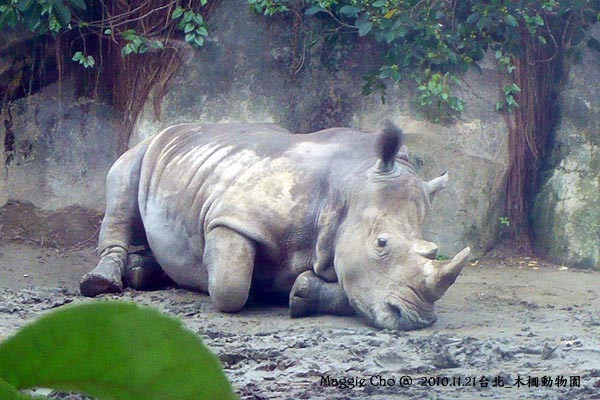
[80,123,470,330]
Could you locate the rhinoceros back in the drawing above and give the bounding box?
[135,123,375,289]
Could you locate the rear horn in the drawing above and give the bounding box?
[376,121,403,173]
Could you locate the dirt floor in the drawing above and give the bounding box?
[1,202,600,400]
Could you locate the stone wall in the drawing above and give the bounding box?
[131,2,508,258]
[0,81,119,211]
[532,25,600,268]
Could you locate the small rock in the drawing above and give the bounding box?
[541,343,557,360]
[432,350,460,369]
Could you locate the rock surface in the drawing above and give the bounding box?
[132,2,508,257]
[532,25,600,268]
[0,81,119,211]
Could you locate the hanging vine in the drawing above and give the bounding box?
[0,0,220,152]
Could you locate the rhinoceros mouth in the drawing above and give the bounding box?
[384,301,437,330]
[383,286,437,330]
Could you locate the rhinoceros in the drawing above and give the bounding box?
[80,122,470,330]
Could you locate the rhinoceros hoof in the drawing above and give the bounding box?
[80,273,123,297]
[80,255,125,297]
[289,271,322,318]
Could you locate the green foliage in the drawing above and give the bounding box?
[248,0,600,122]
[415,72,465,122]
[71,51,94,68]
[0,1,212,67]
[248,0,289,16]
[496,83,521,113]
[119,29,164,56]
[0,0,86,34]
[499,216,510,227]
[0,301,236,400]
[171,6,209,48]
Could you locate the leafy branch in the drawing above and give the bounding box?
[248,0,600,121]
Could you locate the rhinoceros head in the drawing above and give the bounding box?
[331,122,470,330]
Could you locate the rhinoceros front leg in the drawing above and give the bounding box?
[80,246,128,297]
[290,270,355,318]
[80,139,149,297]
[204,226,256,313]
[81,248,167,296]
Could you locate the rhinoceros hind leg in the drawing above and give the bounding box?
[123,252,168,290]
[204,227,256,313]
[80,247,127,297]
[290,270,354,318]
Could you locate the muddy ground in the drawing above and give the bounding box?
[1,202,600,400]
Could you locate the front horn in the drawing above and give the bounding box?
[425,247,470,301]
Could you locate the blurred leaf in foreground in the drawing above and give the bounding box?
[0,301,236,400]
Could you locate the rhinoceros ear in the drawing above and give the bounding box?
[376,121,403,173]
[424,171,449,202]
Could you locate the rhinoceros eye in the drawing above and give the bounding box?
[377,237,388,247]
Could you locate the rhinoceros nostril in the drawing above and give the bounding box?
[387,303,403,319]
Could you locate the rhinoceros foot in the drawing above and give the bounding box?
[80,254,124,297]
[289,271,323,318]
[123,253,166,290]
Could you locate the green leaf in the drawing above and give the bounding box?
[466,12,481,24]
[53,1,72,27]
[69,0,86,10]
[182,10,194,24]
[16,0,35,12]
[193,14,203,25]
[305,5,325,15]
[196,26,208,36]
[193,35,204,47]
[72,51,83,61]
[150,40,164,49]
[121,43,133,56]
[476,16,488,30]
[372,0,386,7]
[0,377,40,399]
[184,22,194,33]
[357,21,373,36]
[172,6,184,20]
[0,302,236,400]
[339,5,360,17]
[505,14,518,27]
[24,8,41,32]
[185,32,195,42]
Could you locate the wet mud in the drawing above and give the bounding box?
[1,239,600,400]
